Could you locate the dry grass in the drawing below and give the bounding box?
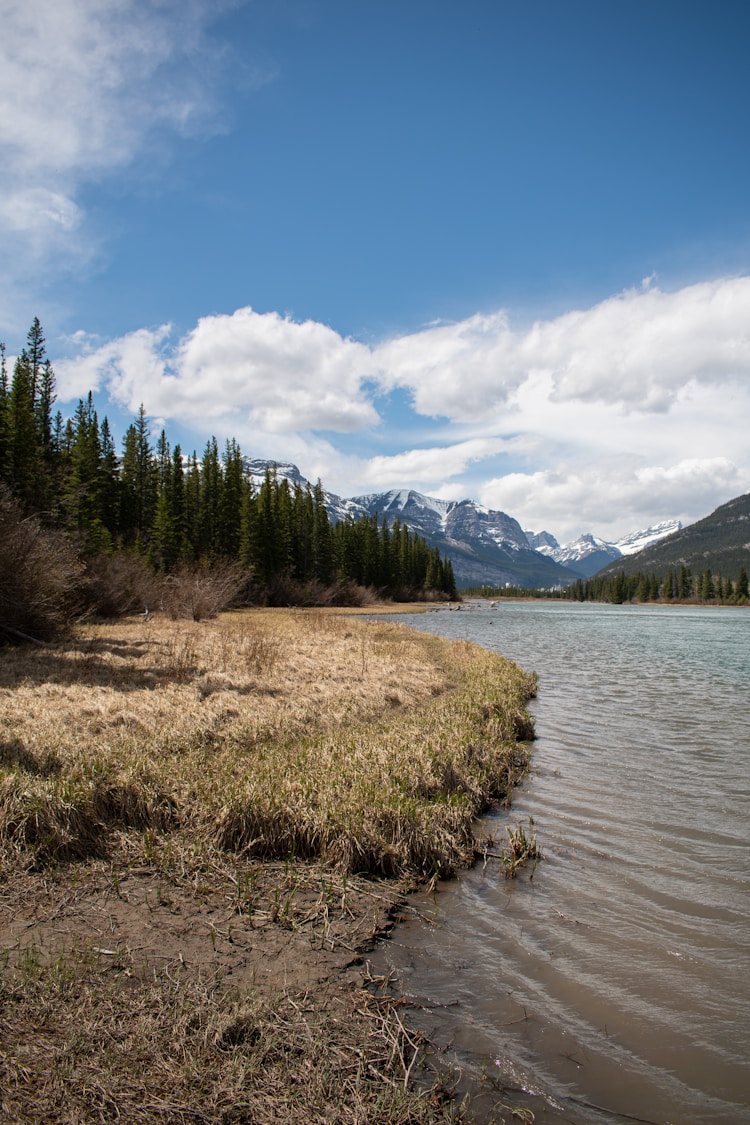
[0,609,536,1123]
[0,610,535,877]
[1,945,460,1124]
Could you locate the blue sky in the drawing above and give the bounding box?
[2,0,749,543]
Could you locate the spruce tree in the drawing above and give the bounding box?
[198,437,221,556]
[312,480,334,584]
[0,342,9,479]
[219,439,244,558]
[26,317,46,402]
[120,405,157,545]
[8,350,41,512]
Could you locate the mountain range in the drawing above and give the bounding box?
[595,491,750,580]
[246,460,687,588]
[526,521,683,578]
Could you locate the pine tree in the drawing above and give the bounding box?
[198,437,222,556]
[64,393,103,546]
[701,569,715,602]
[0,342,9,479]
[312,480,334,585]
[99,417,121,541]
[183,453,201,559]
[120,405,157,545]
[8,350,41,512]
[219,439,244,558]
[678,565,692,600]
[26,317,46,402]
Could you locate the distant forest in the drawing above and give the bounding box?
[0,319,456,636]
[466,563,749,605]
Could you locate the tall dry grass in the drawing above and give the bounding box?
[0,610,535,877]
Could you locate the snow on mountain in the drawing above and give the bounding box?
[245,459,307,490]
[524,530,560,554]
[350,489,574,587]
[243,460,680,587]
[352,489,453,534]
[244,458,366,524]
[550,534,622,577]
[525,521,683,577]
[614,520,682,556]
[351,490,530,551]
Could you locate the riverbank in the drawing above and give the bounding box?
[0,609,536,1123]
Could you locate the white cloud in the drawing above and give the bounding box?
[481,458,747,543]
[0,0,239,280]
[375,277,750,419]
[56,277,750,542]
[360,438,511,488]
[57,308,379,435]
[373,311,522,419]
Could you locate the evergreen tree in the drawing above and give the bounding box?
[219,439,244,558]
[99,417,121,541]
[198,436,222,556]
[678,565,692,600]
[312,480,334,584]
[700,569,715,602]
[64,393,104,546]
[183,453,201,559]
[26,316,46,402]
[120,405,157,544]
[8,350,41,512]
[0,342,9,478]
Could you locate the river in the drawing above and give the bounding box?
[373,601,750,1124]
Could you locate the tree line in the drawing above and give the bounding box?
[0,319,456,622]
[466,563,749,605]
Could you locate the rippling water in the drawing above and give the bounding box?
[374,602,750,1124]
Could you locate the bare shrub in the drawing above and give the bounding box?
[161,559,248,620]
[83,550,160,618]
[0,484,83,643]
[265,572,376,608]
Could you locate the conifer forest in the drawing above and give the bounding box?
[0,320,456,638]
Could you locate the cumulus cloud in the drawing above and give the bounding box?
[374,311,521,419]
[57,308,379,435]
[376,277,750,419]
[57,276,750,541]
[480,458,747,543]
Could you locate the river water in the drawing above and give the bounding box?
[373,602,750,1125]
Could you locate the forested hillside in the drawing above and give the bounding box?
[594,491,750,581]
[0,320,456,637]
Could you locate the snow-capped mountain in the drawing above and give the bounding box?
[244,459,365,524]
[245,460,681,588]
[615,520,682,556]
[346,489,576,587]
[524,521,683,578]
[352,489,529,550]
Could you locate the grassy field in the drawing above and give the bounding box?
[0,609,536,1123]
